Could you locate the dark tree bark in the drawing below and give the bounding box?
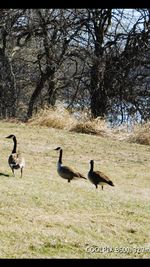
[90,60,108,118]
[27,66,55,118]
[0,48,16,118]
[87,9,112,118]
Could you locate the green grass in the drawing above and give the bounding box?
[0,120,150,258]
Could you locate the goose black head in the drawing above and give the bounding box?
[54,146,61,151]
[6,134,16,139]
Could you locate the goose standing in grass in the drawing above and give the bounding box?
[6,134,25,178]
[88,160,114,190]
[54,147,86,183]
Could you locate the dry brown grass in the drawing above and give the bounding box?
[28,106,150,145]
[28,106,76,130]
[28,106,109,137]
[70,118,109,137]
[128,121,150,145]
[1,119,150,258]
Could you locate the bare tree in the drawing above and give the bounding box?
[0,8,149,124]
[26,9,87,118]
[0,9,26,118]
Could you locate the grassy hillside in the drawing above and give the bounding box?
[0,120,149,258]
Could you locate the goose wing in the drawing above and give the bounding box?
[60,165,85,179]
[59,165,77,179]
[76,172,87,179]
[93,170,113,185]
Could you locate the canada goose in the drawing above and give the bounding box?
[88,160,114,190]
[6,134,25,178]
[54,147,86,183]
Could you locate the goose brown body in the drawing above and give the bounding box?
[6,134,25,178]
[55,147,86,183]
[88,160,114,190]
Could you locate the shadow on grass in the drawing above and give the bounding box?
[0,172,10,177]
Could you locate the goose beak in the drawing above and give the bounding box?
[54,147,61,151]
[5,134,14,139]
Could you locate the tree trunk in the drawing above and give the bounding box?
[88,9,112,118]
[0,48,16,118]
[27,67,56,118]
[90,59,107,118]
[47,74,56,106]
[27,74,46,118]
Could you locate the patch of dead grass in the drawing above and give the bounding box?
[28,106,110,137]
[28,106,150,145]
[128,122,150,145]
[0,119,150,258]
[70,118,109,137]
[28,106,75,130]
